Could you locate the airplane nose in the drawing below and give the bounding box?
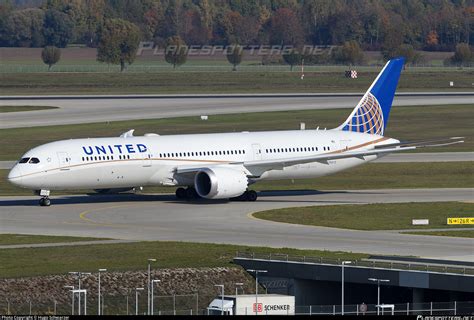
[7,165,23,185]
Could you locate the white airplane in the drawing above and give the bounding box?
[8,57,463,206]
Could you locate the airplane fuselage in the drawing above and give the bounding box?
[8,129,397,191]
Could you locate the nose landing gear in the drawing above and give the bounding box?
[35,189,51,206]
[39,197,51,206]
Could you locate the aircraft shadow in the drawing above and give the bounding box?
[0,189,381,207]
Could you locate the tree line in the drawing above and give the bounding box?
[1,0,472,51]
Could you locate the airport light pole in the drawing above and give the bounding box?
[247,269,267,316]
[368,278,390,315]
[64,286,74,315]
[235,283,244,296]
[214,285,224,315]
[98,268,107,315]
[151,279,161,315]
[341,261,352,315]
[69,271,91,315]
[147,258,156,315]
[135,287,144,315]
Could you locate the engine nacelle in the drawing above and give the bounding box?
[194,167,248,199]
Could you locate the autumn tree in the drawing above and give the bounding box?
[332,40,364,65]
[83,0,106,47]
[226,44,243,71]
[42,9,74,48]
[270,8,304,47]
[425,30,439,50]
[451,43,472,66]
[97,18,141,72]
[381,26,404,61]
[282,48,302,71]
[182,9,210,45]
[41,46,61,70]
[394,44,417,65]
[2,8,45,47]
[164,35,188,69]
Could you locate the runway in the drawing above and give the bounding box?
[1,188,473,262]
[1,93,473,129]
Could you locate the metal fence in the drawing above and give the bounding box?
[1,297,473,315]
[0,293,206,315]
[1,63,472,73]
[235,252,474,276]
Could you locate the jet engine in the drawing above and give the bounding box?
[194,167,248,199]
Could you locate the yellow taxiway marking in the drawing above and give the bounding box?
[79,204,134,226]
[77,203,174,232]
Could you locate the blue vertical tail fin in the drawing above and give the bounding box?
[337,57,405,136]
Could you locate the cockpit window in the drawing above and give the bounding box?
[19,158,30,163]
[29,158,40,164]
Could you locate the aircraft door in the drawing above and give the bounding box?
[339,139,352,151]
[252,143,262,160]
[142,153,152,167]
[57,152,70,170]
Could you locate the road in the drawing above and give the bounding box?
[1,188,473,262]
[1,93,472,129]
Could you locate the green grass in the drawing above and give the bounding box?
[0,234,107,245]
[402,230,474,238]
[1,70,473,95]
[1,162,472,196]
[0,240,367,278]
[0,105,58,113]
[1,104,472,161]
[252,202,474,231]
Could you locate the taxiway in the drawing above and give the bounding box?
[1,188,472,261]
[1,93,472,129]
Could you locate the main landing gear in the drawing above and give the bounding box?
[175,187,199,201]
[174,188,258,202]
[231,190,258,202]
[36,189,51,206]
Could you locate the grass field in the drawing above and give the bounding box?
[1,70,473,95]
[1,162,472,196]
[0,234,106,245]
[0,239,367,278]
[1,104,472,161]
[252,202,474,231]
[0,105,58,113]
[402,230,474,238]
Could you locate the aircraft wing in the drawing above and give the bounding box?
[175,136,464,177]
[235,136,464,176]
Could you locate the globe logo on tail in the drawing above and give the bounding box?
[342,93,385,135]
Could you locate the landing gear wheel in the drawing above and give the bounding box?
[231,190,257,202]
[175,187,186,199]
[39,197,51,206]
[185,187,198,200]
[247,190,258,202]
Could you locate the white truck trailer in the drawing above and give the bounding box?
[207,294,295,315]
